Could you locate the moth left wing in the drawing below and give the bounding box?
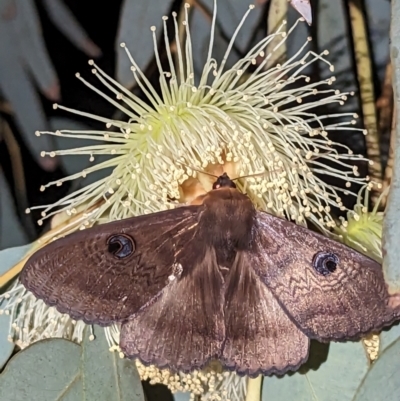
[252,211,400,342]
[20,206,203,326]
[221,251,309,377]
[120,248,225,372]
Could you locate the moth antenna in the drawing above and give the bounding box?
[196,170,219,178]
[232,172,267,181]
[233,166,287,181]
[176,161,218,178]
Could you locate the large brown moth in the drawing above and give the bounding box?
[21,173,400,377]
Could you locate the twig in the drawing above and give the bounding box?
[381,105,396,207]
[377,62,394,140]
[265,0,288,69]
[348,0,383,203]
[377,62,394,208]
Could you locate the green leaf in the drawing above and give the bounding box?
[0,244,32,278]
[115,1,174,88]
[173,393,191,401]
[262,341,369,401]
[353,336,400,401]
[379,322,400,353]
[0,244,33,370]
[0,325,145,401]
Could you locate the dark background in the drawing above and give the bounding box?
[0,1,124,241]
[36,0,123,125]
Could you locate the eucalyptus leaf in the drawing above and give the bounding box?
[189,0,264,79]
[262,341,369,401]
[0,244,32,279]
[379,322,400,353]
[0,335,81,401]
[353,336,400,401]
[0,173,29,250]
[0,326,145,401]
[115,0,174,88]
[173,392,191,401]
[0,243,33,370]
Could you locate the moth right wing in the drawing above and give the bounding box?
[20,206,204,326]
[252,211,400,341]
[221,251,310,377]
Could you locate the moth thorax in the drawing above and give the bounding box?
[202,190,256,251]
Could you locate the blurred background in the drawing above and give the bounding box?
[0,0,122,248]
[0,0,393,250]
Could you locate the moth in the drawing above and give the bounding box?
[21,173,400,377]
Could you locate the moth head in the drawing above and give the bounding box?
[212,173,237,190]
[312,251,339,276]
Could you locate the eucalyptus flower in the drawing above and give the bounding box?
[0,280,86,348]
[30,5,368,230]
[335,184,387,362]
[1,2,374,400]
[335,184,385,263]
